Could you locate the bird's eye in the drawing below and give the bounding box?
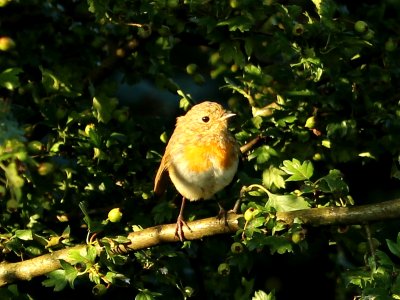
[202,116,210,123]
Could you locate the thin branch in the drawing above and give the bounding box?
[240,135,262,154]
[1,199,400,287]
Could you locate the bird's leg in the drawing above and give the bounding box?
[175,197,192,241]
[217,202,230,228]
[217,202,227,219]
[217,199,241,228]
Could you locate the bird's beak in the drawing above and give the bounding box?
[220,111,236,120]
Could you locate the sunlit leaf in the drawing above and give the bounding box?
[280,159,314,181]
[266,192,311,212]
[0,68,22,90]
[15,229,33,241]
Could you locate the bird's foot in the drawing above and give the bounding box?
[175,215,192,242]
[216,202,230,228]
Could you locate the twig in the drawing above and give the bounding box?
[240,135,262,154]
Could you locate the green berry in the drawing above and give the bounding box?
[312,153,323,161]
[230,64,238,73]
[385,38,397,52]
[108,208,123,223]
[217,263,230,276]
[184,286,194,297]
[363,29,375,40]
[0,37,15,51]
[193,74,205,85]
[292,23,304,36]
[38,162,54,176]
[230,242,244,254]
[186,63,198,75]
[27,141,43,153]
[230,0,239,8]
[6,199,18,210]
[92,284,107,296]
[354,20,368,33]
[244,207,259,221]
[291,232,303,244]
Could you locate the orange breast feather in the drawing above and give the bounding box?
[182,141,234,173]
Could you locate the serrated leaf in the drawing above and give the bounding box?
[68,247,90,265]
[248,145,278,164]
[104,271,130,285]
[87,244,97,262]
[280,159,314,181]
[264,236,293,254]
[247,217,266,229]
[266,192,310,212]
[217,15,253,32]
[263,166,286,189]
[59,259,78,289]
[252,290,275,300]
[317,169,348,194]
[42,270,67,292]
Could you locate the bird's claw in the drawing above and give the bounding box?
[175,215,192,241]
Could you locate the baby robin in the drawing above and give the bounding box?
[154,101,239,241]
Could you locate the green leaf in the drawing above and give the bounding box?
[266,192,311,212]
[68,247,91,265]
[79,201,92,230]
[15,229,33,241]
[280,159,314,181]
[317,169,349,194]
[42,270,68,292]
[104,271,130,285]
[59,260,78,289]
[264,236,293,254]
[252,290,276,300]
[2,162,24,200]
[217,15,253,32]
[87,244,97,263]
[386,238,400,258]
[0,68,22,90]
[135,289,162,300]
[92,96,118,123]
[248,146,279,164]
[262,166,286,189]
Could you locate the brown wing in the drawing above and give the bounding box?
[154,153,170,196]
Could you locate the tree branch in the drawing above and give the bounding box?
[1,199,400,287]
[275,198,400,226]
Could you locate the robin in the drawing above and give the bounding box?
[154,101,239,241]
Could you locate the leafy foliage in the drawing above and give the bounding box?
[0,0,399,299]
